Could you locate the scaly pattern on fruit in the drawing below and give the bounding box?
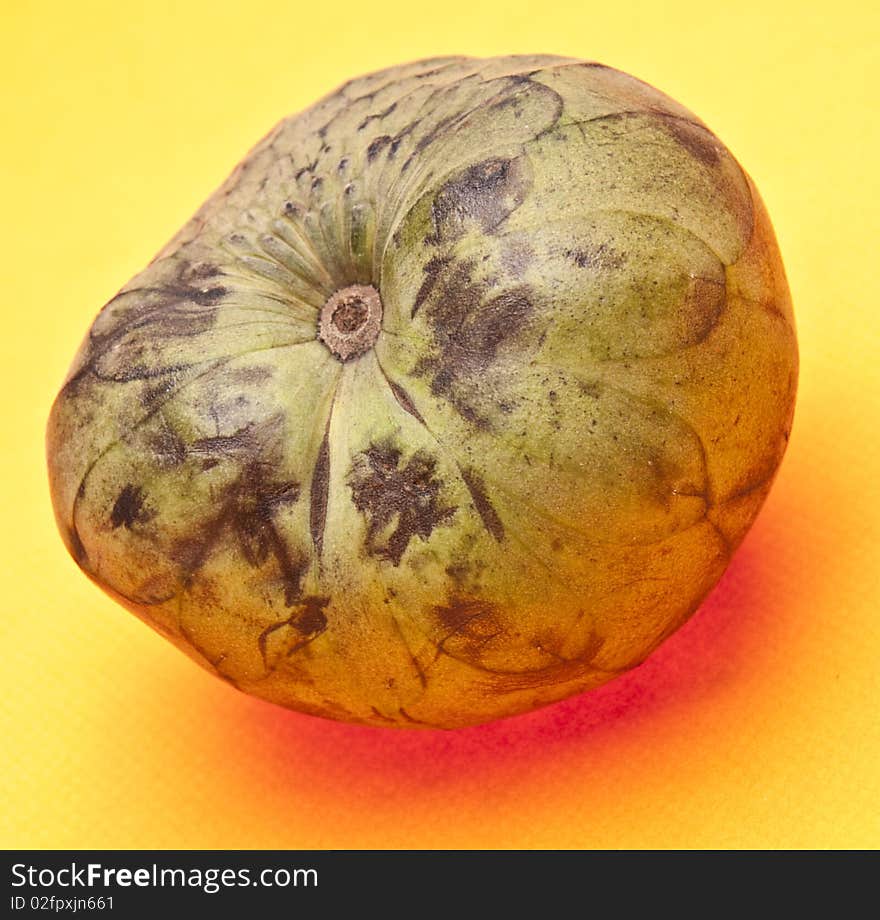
[47,56,798,728]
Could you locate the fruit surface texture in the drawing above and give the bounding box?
[47,55,798,729]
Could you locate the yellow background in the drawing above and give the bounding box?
[2,0,878,849]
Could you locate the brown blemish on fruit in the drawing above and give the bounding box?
[385,376,426,425]
[460,468,504,541]
[564,244,627,271]
[358,101,398,131]
[290,698,368,724]
[657,114,722,166]
[62,259,226,393]
[189,424,260,459]
[227,365,275,385]
[428,155,532,243]
[435,597,495,632]
[500,240,535,277]
[574,379,602,399]
[347,442,455,565]
[434,598,503,665]
[413,259,534,425]
[294,161,317,181]
[258,595,329,670]
[169,415,308,605]
[140,378,177,408]
[445,561,469,583]
[485,632,610,693]
[403,73,563,172]
[309,425,331,556]
[684,277,727,344]
[716,463,780,508]
[110,484,153,530]
[412,255,451,317]
[434,613,612,692]
[425,264,533,361]
[370,706,397,723]
[398,707,432,726]
[148,425,186,467]
[122,572,177,606]
[367,135,393,161]
[388,611,429,689]
[67,525,88,564]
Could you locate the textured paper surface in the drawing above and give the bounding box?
[2,0,878,849]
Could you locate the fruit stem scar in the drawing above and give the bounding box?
[317,284,383,361]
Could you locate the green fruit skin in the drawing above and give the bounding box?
[46,56,798,729]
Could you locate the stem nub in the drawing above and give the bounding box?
[317,284,383,361]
